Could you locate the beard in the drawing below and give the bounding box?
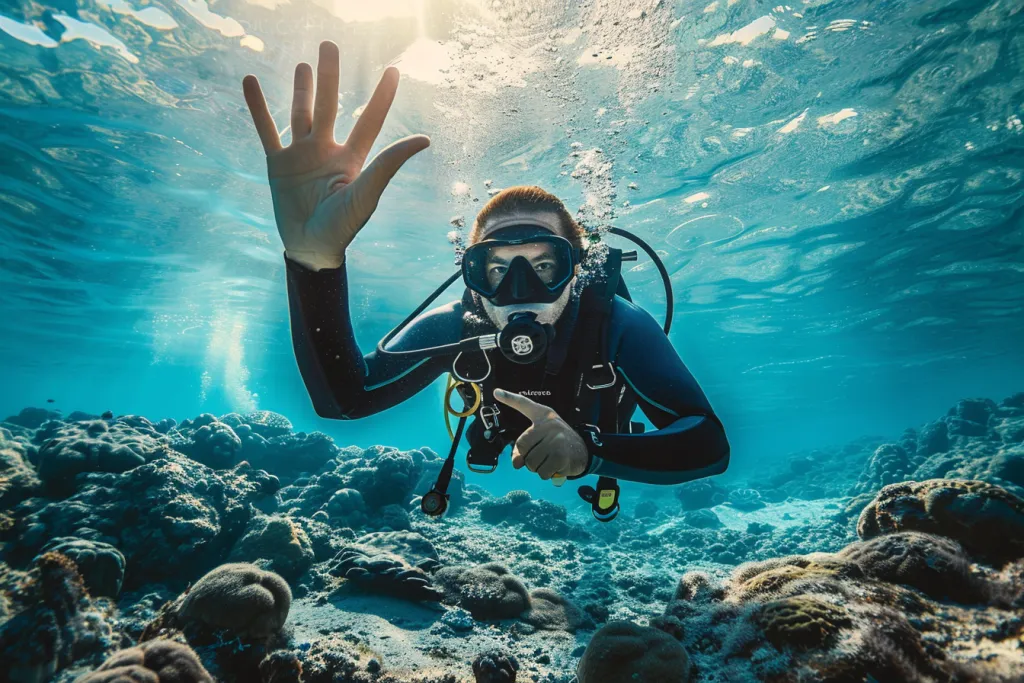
[481,279,575,329]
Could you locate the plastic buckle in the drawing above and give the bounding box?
[585,363,617,390]
[579,423,603,448]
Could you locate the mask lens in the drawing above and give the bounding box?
[463,234,574,298]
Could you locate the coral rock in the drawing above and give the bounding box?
[434,563,530,621]
[756,596,851,650]
[39,537,126,598]
[472,650,519,683]
[576,621,690,683]
[77,639,213,682]
[228,515,314,581]
[176,563,291,639]
[522,587,590,632]
[858,478,1024,566]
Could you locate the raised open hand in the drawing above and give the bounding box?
[242,41,430,271]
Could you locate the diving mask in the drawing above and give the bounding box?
[461,226,581,306]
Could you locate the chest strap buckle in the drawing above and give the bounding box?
[585,362,617,390]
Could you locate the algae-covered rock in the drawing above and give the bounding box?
[434,563,530,621]
[577,621,690,683]
[756,596,851,650]
[858,478,1024,566]
[228,515,314,581]
[39,537,126,598]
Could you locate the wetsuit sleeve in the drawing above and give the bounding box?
[285,255,453,419]
[574,300,730,485]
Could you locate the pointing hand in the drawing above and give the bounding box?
[493,388,589,479]
[242,41,430,271]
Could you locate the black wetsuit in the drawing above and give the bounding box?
[285,256,730,485]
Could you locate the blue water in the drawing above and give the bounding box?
[1,0,1023,501]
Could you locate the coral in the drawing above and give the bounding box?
[521,587,589,632]
[681,508,722,529]
[839,531,985,602]
[33,419,169,492]
[240,410,294,438]
[330,546,443,602]
[755,596,851,650]
[727,488,765,511]
[173,420,242,470]
[730,554,863,601]
[173,563,291,639]
[576,621,691,683]
[3,407,62,430]
[40,537,126,598]
[478,490,577,539]
[15,453,278,586]
[77,639,213,682]
[324,487,369,528]
[852,443,914,495]
[0,426,41,506]
[434,563,530,621]
[228,515,314,581]
[0,553,115,681]
[858,478,1024,566]
[916,420,949,456]
[346,448,423,509]
[633,499,659,519]
[472,650,519,683]
[674,479,724,510]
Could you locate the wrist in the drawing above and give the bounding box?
[284,249,345,271]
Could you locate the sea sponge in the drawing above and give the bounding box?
[839,531,985,602]
[756,596,852,651]
[228,515,314,581]
[857,478,1024,566]
[434,563,530,621]
[576,621,690,683]
[176,563,291,638]
[77,639,213,682]
[40,537,126,598]
[472,650,519,683]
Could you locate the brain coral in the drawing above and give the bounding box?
[577,621,690,683]
[176,563,292,639]
[858,478,1024,566]
[77,639,213,682]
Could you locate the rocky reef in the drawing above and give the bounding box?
[0,393,1021,682]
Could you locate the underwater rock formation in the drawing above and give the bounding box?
[78,638,213,682]
[858,478,1024,566]
[33,418,169,493]
[228,514,315,581]
[576,621,691,683]
[0,553,115,681]
[163,562,292,640]
[12,453,279,586]
[39,537,126,599]
[0,392,1021,682]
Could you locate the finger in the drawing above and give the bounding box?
[242,75,282,153]
[312,41,340,139]
[515,423,548,459]
[524,447,550,474]
[537,455,564,480]
[345,66,400,161]
[347,134,430,216]
[291,62,314,138]
[511,446,526,469]
[493,389,555,424]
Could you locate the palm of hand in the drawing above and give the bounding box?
[242,41,430,270]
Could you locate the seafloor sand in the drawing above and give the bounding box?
[1,393,1022,682]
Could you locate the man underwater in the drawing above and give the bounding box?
[242,41,729,518]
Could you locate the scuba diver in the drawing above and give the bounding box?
[242,41,729,521]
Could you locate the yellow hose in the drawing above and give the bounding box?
[444,375,481,440]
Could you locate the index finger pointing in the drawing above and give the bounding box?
[493,389,555,424]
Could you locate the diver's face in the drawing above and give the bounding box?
[477,210,576,329]
[483,241,561,290]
